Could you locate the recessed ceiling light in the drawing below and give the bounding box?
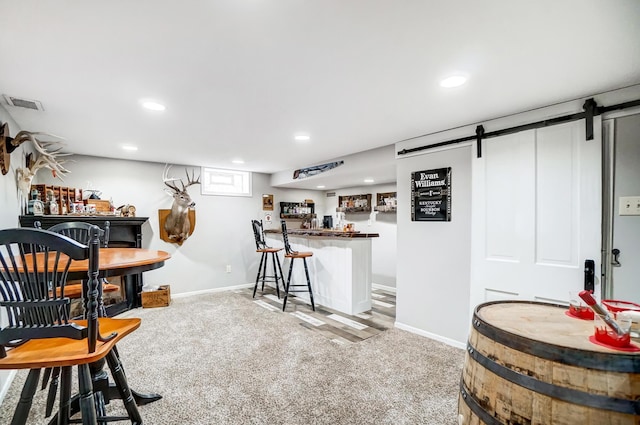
[141,100,166,111]
[317,185,325,189]
[232,159,245,164]
[440,75,467,88]
[121,145,138,151]
[364,179,374,183]
[294,134,310,141]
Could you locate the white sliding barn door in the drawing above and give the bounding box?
[470,118,601,311]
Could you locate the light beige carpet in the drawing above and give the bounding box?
[0,291,465,424]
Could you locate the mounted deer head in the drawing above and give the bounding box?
[162,164,201,244]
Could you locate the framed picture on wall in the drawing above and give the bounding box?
[411,167,451,221]
[262,194,274,211]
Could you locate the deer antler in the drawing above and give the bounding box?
[163,164,201,193]
[13,130,72,179]
[182,168,201,190]
[162,164,182,193]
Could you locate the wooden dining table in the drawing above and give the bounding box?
[64,247,172,279]
[59,247,172,314]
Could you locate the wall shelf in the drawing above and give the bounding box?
[337,194,372,214]
[280,201,315,219]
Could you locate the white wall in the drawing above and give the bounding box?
[321,183,397,288]
[0,105,25,404]
[394,145,472,347]
[35,155,323,295]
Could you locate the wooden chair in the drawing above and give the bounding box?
[251,220,284,299]
[34,221,122,416]
[0,227,143,425]
[36,221,120,308]
[280,220,315,311]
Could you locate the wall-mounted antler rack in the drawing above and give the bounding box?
[0,122,13,175]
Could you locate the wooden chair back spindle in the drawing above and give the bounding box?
[251,220,268,250]
[280,220,295,255]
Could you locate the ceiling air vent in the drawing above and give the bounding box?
[3,95,44,111]
[326,192,336,197]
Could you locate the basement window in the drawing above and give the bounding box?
[201,167,252,197]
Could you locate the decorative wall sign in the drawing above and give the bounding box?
[411,167,451,221]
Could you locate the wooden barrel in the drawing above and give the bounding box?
[458,301,640,425]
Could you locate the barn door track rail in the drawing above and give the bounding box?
[397,97,640,159]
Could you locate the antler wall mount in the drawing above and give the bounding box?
[1,122,72,215]
[1,122,71,177]
[0,122,13,175]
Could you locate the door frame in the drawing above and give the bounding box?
[601,106,640,299]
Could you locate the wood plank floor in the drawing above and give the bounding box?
[237,286,396,345]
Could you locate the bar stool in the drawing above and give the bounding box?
[280,220,315,311]
[251,220,285,298]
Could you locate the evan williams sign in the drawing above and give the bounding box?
[411,167,451,222]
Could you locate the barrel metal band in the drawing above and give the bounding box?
[467,342,640,415]
[472,300,640,373]
[459,379,502,425]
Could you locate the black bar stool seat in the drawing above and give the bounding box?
[280,220,315,311]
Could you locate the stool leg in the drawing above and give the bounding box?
[45,366,61,417]
[41,367,52,390]
[106,350,143,425]
[282,258,294,311]
[58,366,73,425]
[261,252,268,291]
[270,252,280,298]
[77,364,98,425]
[10,368,40,425]
[275,253,285,299]
[253,252,266,298]
[303,257,315,311]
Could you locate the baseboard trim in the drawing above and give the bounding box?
[372,283,396,293]
[171,283,253,299]
[0,370,17,407]
[394,321,465,350]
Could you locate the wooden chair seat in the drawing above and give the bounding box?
[285,251,313,259]
[0,318,140,369]
[257,247,283,254]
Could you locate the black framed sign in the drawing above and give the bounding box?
[411,167,451,221]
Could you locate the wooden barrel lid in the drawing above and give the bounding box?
[473,301,640,371]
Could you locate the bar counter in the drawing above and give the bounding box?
[264,229,379,238]
[264,228,378,315]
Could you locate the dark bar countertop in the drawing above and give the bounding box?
[264,229,379,238]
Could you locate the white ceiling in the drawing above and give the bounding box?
[1,1,639,190]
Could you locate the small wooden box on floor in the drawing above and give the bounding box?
[141,285,171,308]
